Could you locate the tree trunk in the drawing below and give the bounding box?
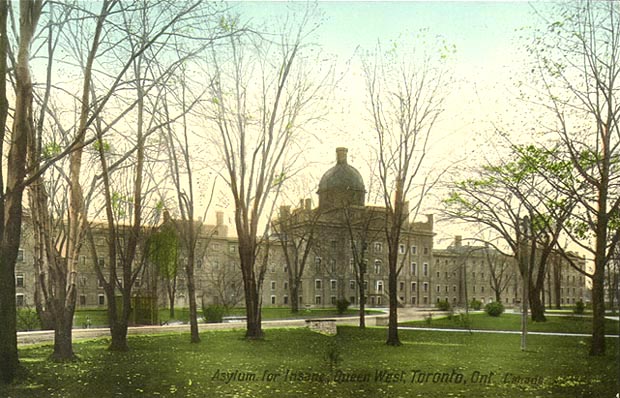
[186,252,200,343]
[386,239,400,346]
[590,258,606,356]
[50,308,76,361]
[0,0,42,383]
[107,294,129,352]
[358,273,366,329]
[529,288,546,322]
[239,238,263,339]
[290,279,299,313]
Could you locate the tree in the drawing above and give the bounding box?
[272,204,321,313]
[0,0,43,382]
[147,221,179,318]
[527,1,620,355]
[443,147,574,323]
[362,37,451,346]
[204,5,330,339]
[342,205,382,328]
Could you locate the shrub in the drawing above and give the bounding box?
[469,299,482,311]
[574,300,585,315]
[436,299,451,311]
[423,312,433,326]
[336,298,350,315]
[484,301,505,317]
[17,307,41,331]
[202,305,226,323]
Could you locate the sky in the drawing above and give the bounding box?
[223,1,546,248]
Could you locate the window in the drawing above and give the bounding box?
[411,282,417,292]
[436,271,440,278]
[15,274,24,288]
[315,280,322,290]
[423,282,428,292]
[453,285,457,292]
[411,246,417,255]
[423,247,429,255]
[436,285,440,293]
[80,255,86,265]
[399,282,404,291]
[411,262,417,275]
[399,244,405,254]
[271,281,276,290]
[329,259,336,273]
[374,242,382,253]
[473,286,476,293]
[350,280,356,290]
[315,296,322,305]
[98,294,105,306]
[472,272,476,278]
[271,296,276,305]
[330,280,337,290]
[79,295,86,306]
[349,296,355,305]
[374,260,382,274]
[423,263,428,277]
[284,282,288,290]
[98,278,104,288]
[98,257,105,267]
[481,286,485,293]
[229,245,236,254]
[331,296,337,305]
[283,296,289,305]
[17,249,24,262]
[377,296,382,306]
[16,294,25,307]
[314,256,322,271]
[283,265,288,273]
[363,281,368,291]
[411,297,416,305]
[376,281,384,293]
[299,296,303,305]
[445,285,449,293]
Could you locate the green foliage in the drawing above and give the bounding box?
[42,142,62,159]
[17,307,41,331]
[484,301,505,317]
[147,224,179,280]
[436,299,451,311]
[469,299,482,310]
[335,298,350,315]
[202,305,226,323]
[574,300,585,315]
[93,139,111,153]
[423,312,433,326]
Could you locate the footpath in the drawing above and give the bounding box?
[16,308,619,345]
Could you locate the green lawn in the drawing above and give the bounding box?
[401,312,620,335]
[69,307,377,329]
[3,326,617,398]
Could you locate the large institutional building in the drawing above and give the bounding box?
[14,148,587,316]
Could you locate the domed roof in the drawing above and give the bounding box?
[317,148,365,194]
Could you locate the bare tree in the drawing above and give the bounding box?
[362,37,451,346]
[0,0,43,382]
[204,5,330,339]
[272,203,321,313]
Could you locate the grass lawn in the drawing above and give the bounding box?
[69,307,377,329]
[400,312,620,335]
[3,326,618,398]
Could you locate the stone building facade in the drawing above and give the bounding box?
[14,147,588,313]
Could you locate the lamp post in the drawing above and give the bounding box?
[520,216,531,351]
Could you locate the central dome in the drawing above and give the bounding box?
[317,147,365,209]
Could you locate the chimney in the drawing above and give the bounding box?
[299,199,305,209]
[163,210,171,224]
[454,235,462,247]
[336,147,348,164]
[216,211,224,226]
[305,198,312,210]
[280,205,291,220]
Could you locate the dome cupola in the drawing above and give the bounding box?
[317,147,365,209]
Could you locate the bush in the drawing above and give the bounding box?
[469,299,482,311]
[336,298,350,315]
[484,301,505,317]
[202,305,226,323]
[436,299,451,311]
[574,300,585,315]
[17,307,41,331]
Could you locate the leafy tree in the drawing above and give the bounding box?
[526,1,620,355]
[147,222,179,318]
